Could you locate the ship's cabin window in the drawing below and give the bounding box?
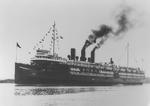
[99,70,102,73]
[95,69,99,73]
[83,63,86,67]
[94,69,97,73]
[86,68,89,72]
[92,69,96,73]
[90,69,93,73]
[90,65,93,68]
[82,68,85,72]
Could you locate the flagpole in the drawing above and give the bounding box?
[16,42,21,63]
[16,43,18,63]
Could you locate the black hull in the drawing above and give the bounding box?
[15,63,144,86]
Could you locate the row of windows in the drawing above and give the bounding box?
[70,71,114,77]
[36,56,51,59]
[68,63,114,71]
[67,61,122,69]
[119,73,144,77]
[70,66,142,75]
[120,75,145,78]
[70,68,114,75]
[120,70,141,73]
[70,71,144,79]
[68,62,143,74]
[67,62,94,67]
[70,67,145,77]
[35,56,67,61]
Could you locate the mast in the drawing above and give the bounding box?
[52,21,56,56]
[127,42,129,68]
[51,21,62,56]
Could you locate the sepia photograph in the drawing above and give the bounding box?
[0,0,150,106]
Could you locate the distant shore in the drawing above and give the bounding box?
[0,79,14,83]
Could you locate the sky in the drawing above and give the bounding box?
[0,0,150,79]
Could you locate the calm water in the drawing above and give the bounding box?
[0,84,150,106]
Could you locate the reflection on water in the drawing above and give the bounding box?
[15,86,114,96]
[15,86,96,96]
[0,84,150,106]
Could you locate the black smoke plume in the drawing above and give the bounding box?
[114,5,133,35]
[92,25,112,38]
[81,4,136,62]
[88,24,112,44]
[89,5,134,49]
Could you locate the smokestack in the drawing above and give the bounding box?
[91,46,97,63]
[80,40,92,61]
[71,48,76,60]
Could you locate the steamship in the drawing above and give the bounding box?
[15,22,145,85]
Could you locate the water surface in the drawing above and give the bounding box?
[0,84,150,106]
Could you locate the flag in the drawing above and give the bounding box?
[16,42,21,48]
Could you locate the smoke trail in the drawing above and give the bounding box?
[92,25,112,38]
[114,5,133,35]
[88,24,112,44]
[96,36,109,48]
[90,25,112,49]
[94,5,135,49]
[84,4,136,51]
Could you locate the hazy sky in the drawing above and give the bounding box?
[0,0,150,79]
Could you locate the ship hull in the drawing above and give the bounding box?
[15,63,144,86]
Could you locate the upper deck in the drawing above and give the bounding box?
[31,49,67,63]
[30,49,145,76]
[66,60,144,75]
